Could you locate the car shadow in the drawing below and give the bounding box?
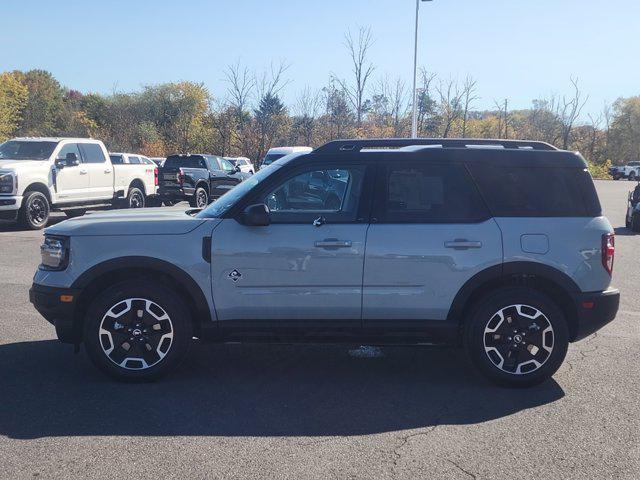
[0,216,66,232]
[614,226,636,236]
[0,340,564,439]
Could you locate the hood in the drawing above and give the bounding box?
[0,159,49,170]
[45,208,217,237]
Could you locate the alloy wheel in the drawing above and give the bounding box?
[28,196,49,227]
[483,304,554,375]
[98,298,174,370]
[196,189,208,208]
[129,190,144,208]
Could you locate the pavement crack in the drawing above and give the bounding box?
[445,458,477,479]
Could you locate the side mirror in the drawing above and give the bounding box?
[242,203,270,226]
[234,165,241,173]
[56,153,79,168]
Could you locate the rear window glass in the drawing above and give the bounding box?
[376,163,490,223]
[468,165,601,217]
[262,153,286,166]
[164,155,206,169]
[109,154,124,164]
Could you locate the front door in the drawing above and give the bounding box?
[211,156,242,198]
[363,161,503,326]
[210,163,371,327]
[53,143,89,202]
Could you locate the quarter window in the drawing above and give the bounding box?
[128,156,141,164]
[78,143,107,164]
[376,163,489,223]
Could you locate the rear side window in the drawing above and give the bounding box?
[109,154,124,165]
[375,163,490,223]
[79,143,107,164]
[164,155,206,169]
[468,165,601,217]
[128,156,141,164]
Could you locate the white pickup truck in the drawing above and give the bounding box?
[609,161,640,180]
[0,137,158,229]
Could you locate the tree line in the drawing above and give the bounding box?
[1,28,639,177]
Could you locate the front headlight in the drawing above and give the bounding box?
[0,172,15,194]
[40,235,70,271]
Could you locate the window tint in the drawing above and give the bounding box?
[263,166,365,223]
[262,153,286,166]
[468,165,601,217]
[57,143,81,161]
[376,163,489,223]
[164,155,206,169]
[78,143,106,164]
[109,154,124,165]
[128,155,141,164]
[205,157,220,171]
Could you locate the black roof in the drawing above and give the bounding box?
[302,138,587,169]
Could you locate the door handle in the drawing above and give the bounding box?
[444,239,482,249]
[104,169,112,174]
[315,239,352,249]
[79,170,88,175]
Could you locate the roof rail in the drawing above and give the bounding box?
[313,138,558,154]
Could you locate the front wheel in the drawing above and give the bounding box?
[18,191,50,230]
[83,280,193,382]
[632,213,640,233]
[465,287,569,387]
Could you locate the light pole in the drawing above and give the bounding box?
[411,0,432,138]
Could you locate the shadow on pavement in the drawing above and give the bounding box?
[0,340,564,439]
[614,226,636,236]
[0,216,66,232]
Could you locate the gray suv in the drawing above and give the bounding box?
[29,139,620,387]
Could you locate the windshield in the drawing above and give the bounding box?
[0,140,58,160]
[261,152,286,166]
[197,163,281,218]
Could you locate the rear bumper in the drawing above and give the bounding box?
[29,283,81,344]
[159,186,194,200]
[571,287,620,341]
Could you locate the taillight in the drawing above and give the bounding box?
[154,167,158,186]
[178,169,184,185]
[602,233,615,276]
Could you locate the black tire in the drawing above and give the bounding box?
[628,172,636,181]
[126,187,145,209]
[632,213,640,233]
[18,190,50,230]
[83,280,193,382]
[626,216,632,229]
[65,209,86,218]
[464,287,569,388]
[189,186,209,208]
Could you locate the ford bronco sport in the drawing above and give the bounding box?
[29,138,619,387]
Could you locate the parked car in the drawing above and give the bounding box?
[0,137,159,229]
[109,153,160,206]
[625,184,640,231]
[158,154,250,208]
[29,138,619,386]
[259,146,312,170]
[609,161,640,180]
[225,156,254,174]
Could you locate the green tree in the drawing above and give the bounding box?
[0,72,28,141]
[14,69,67,136]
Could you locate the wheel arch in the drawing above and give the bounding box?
[195,180,210,194]
[71,256,213,341]
[128,178,146,196]
[23,182,53,203]
[449,261,581,341]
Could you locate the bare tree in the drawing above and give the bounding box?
[224,61,255,121]
[294,86,322,145]
[437,78,464,138]
[461,75,479,137]
[334,27,375,127]
[493,98,509,138]
[256,60,291,100]
[558,76,589,149]
[416,69,436,136]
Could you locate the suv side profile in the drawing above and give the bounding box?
[29,138,619,387]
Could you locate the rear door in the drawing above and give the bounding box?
[210,161,373,327]
[79,143,112,200]
[53,142,88,202]
[363,160,502,327]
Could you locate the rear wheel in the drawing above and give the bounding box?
[189,186,209,208]
[18,191,50,230]
[83,280,193,382]
[632,213,640,232]
[465,287,569,387]
[126,187,145,209]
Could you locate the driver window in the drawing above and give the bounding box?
[263,166,365,223]
[219,157,235,172]
[56,143,81,161]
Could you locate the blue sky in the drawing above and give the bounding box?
[2,0,638,118]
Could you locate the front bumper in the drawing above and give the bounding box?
[29,283,81,344]
[0,195,22,212]
[571,287,620,341]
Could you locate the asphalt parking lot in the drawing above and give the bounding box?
[0,180,638,479]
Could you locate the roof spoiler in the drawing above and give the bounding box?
[313,138,558,154]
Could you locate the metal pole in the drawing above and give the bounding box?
[411,0,420,138]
